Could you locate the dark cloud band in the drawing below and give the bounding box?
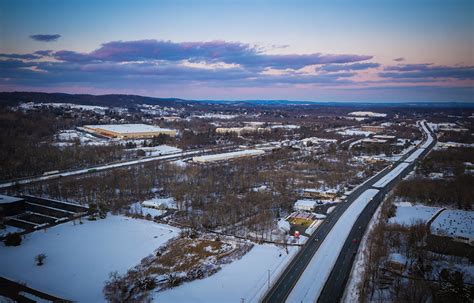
[29,34,61,42]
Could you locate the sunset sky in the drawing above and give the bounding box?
[1,0,473,102]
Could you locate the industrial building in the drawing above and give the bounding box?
[83,124,177,139]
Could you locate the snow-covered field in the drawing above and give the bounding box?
[142,197,177,210]
[287,189,379,303]
[193,113,239,120]
[192,149,265,163]
[0,225,23,237]
[435,141,474,150]
[388,202,442,226]
[55,129,109,146]
[154,244,299,303]
[19,102,108,113]
[431,209,474,238]
[270,124,300,129]
[348,111,387,118]
[138,145,182,156]
[84,123,175,134]
[0,215,179,302]
[337,129,374,137]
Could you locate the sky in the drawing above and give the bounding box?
[0,0,473,102]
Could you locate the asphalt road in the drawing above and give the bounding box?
[262,121,434,303]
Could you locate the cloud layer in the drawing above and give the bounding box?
[29,34,61,42]
[1,39,472,101]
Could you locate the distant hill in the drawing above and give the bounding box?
[0,92,188,107]
[0,91,472,109]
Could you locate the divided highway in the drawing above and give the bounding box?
[262,121,435,303]
[318,121,436,303]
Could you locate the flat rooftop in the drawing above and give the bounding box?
[84,124,174,134]
[0,194,23,204]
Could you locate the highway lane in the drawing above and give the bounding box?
[262,121,433,303]
[318,122,436,303]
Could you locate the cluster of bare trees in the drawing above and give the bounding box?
[419,147,473,176]
[396,175,473,209]
[358,196,473,302]
[0,108,126,180]
[439,130,474,144]
[15,133,383,242]
[18,150,297,239]
[351,142,403,157]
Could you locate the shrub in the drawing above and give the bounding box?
[35,253,47,266]
[4,233,22,246]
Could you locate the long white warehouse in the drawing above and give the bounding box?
[192,149,265,163]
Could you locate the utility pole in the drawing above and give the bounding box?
[267,269,271,289]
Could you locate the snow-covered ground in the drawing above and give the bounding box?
[84,123,175,134]
[193,113,239,120]
[0,225,24,237]
[388,202,442,226]
[337,129,374,137]
[431,209,474,238]
[192,149,265,163]
[348,111,387,118]
[0,215,179,302]
[19,102,108,113]
[142,197,177,210]
[55,129,109,146]
[372,162,410,188]
[435,141,474,150]
[287,189,379,303]
[138,145,182,156]
[270,124,300,129]
[130,202,167,217]
[327,206,336,214]
[154,244,299,303]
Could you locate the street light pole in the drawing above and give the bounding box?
[267,269,271,289]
